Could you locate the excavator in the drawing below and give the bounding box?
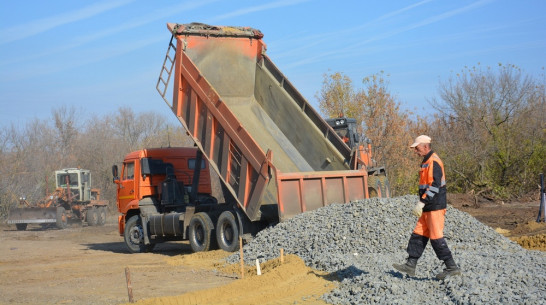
[325,116,390,197]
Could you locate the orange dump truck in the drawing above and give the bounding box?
[114,23,388,253]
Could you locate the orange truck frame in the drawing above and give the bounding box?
[114,23,388,253]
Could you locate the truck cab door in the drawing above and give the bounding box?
[118,161,136,211]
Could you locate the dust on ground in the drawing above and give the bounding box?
[1,193,545,305]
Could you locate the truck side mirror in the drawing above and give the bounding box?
[112,165,119,182]
[141,158,152,176]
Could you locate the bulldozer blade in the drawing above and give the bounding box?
[7,207,57,224]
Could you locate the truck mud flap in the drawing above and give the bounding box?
[7,207,58,224]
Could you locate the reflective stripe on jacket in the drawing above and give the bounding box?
[419,151,447,211]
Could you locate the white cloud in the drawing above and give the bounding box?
[0,0,219,67]
[269,0,435,61]
[0,36,165,82]
[281,0,497,68]
[206,0,311,23]
[0,0,137,45]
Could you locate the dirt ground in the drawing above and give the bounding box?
[0,217,333,305]
[449,193,546,250]
[1,194,545,305]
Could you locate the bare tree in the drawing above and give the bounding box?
[52,106,81,166]
[0,105,196,220]
[317,72,356,118]
[316,71,417,195]
[355,72,417,195]
[430,64,546,198]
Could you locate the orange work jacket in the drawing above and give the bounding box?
[419,151,447,211]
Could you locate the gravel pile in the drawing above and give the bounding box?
[226,195,546,304]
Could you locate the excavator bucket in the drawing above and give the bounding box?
[7,207,58,225]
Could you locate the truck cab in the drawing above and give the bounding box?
[325,117,374,169]
[55,168,92,201]
[112,147,218,253]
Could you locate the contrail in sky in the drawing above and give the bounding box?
[206,0,311,23]
[283,0,496,68]
[0,0,219,66]
[0,0,136,45]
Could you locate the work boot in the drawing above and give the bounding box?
[436,257,461,280]
[393,257,418,276]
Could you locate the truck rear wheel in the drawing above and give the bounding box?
[87,208,98,226]
[216,211,239,252]
[124,215,154,253]
[368,176,379,198]
[188,212,216,252]
[97,207,106,226]
[368,175,390,198]
[379,175,391,198]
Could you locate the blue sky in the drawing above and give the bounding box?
[0,0,544,128]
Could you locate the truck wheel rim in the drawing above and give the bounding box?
[129,226,143,245]
[195,224,204,244]
[222,224,234,243]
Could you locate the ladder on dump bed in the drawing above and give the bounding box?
[156,36,177,106]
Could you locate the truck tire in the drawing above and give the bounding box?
[16,223,28,231]
[97,207,106,226]
[368,176,379,198]
[56,207,68,229]
[188,212,216,252]
[378,175,391,198]
[87,208,98,226]
[368,175,390,198]
[124,215,154,253]
[216,211,239,252]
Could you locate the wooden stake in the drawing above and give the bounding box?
[125,267,134,303]
[239,236,244,279]
[280,248,284,264]
[256,259,262,275]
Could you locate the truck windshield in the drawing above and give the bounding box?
[58,173,79,187]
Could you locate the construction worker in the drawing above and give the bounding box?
[393,135,461,280]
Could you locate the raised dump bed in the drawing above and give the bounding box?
[157,23,370,222]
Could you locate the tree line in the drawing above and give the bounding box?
[0,63,544,220]
[317,64,545,201]
[0,106,192,219]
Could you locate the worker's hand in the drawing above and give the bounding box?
[412,202,425,217]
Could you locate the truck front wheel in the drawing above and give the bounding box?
[216,211,239,252]
[188,213,216,252]
[87,208,98,226]
[124,215,154,253]
[56,207,68,229]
